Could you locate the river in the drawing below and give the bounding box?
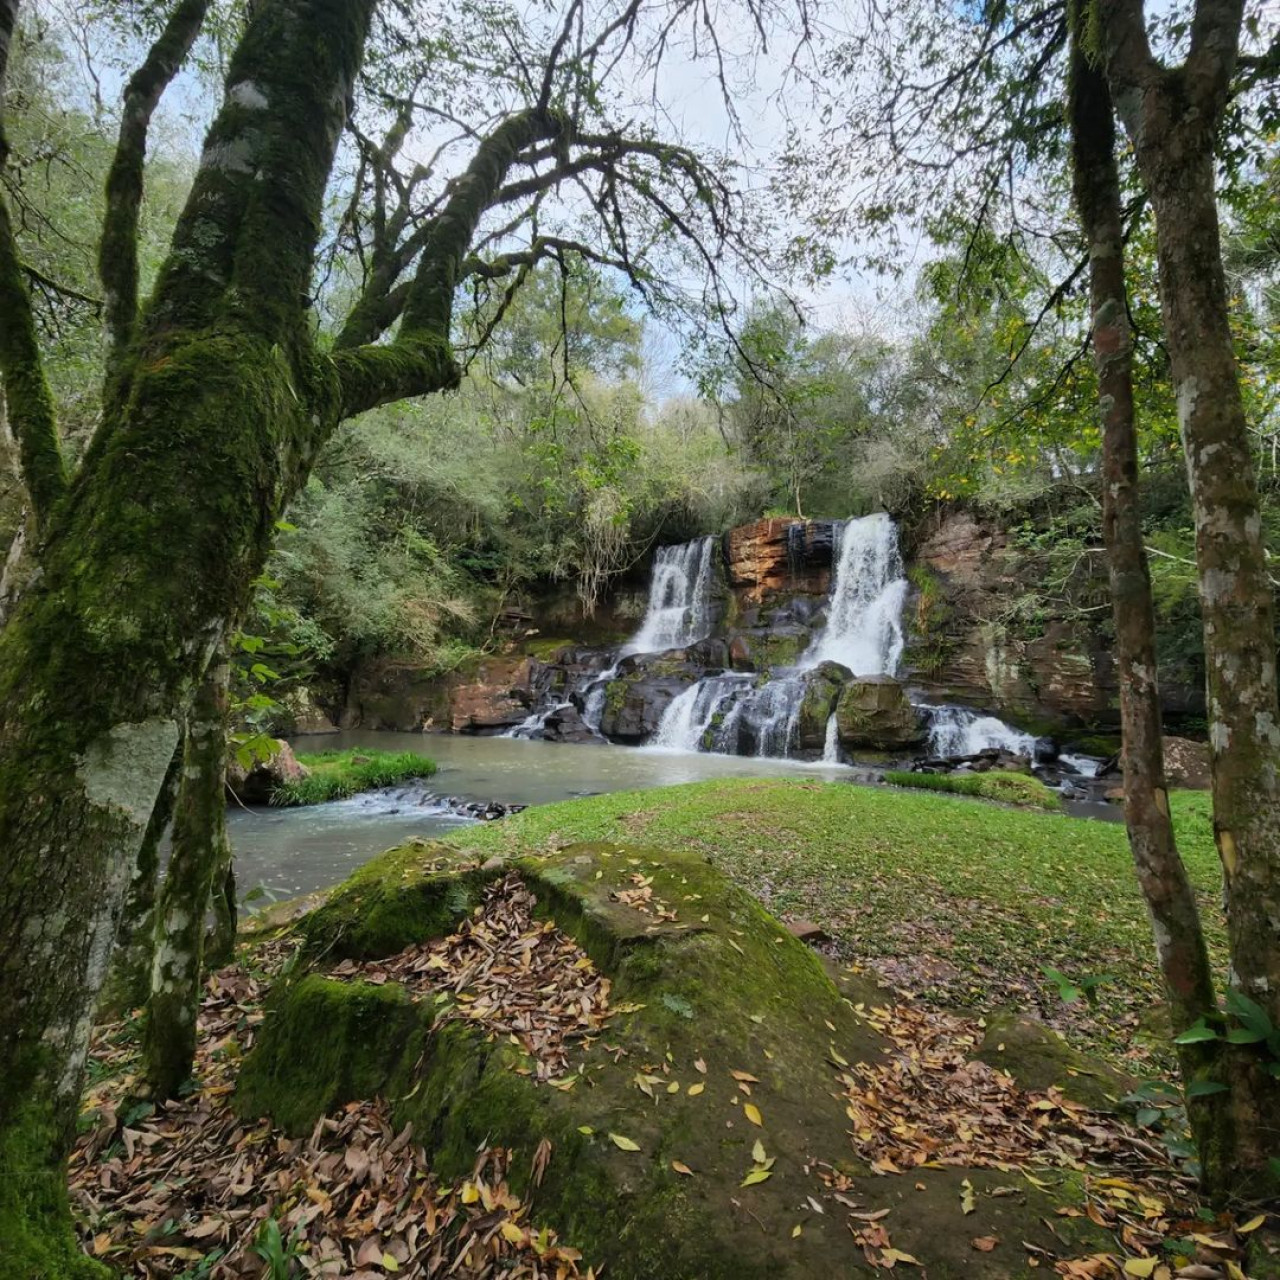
[228,730,862,904]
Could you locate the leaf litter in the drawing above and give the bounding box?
[70,877,608,1277]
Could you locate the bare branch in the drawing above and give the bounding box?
[99,0,211,368]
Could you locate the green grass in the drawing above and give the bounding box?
[443,778,1222,1069]
[883,768,1062,810]
[272,749,437,807]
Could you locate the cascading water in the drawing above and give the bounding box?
[624,536,717,655]
[822,713,841,764]
[804,513,909,677]
[648,514,909,760]
[923,705,1042,760]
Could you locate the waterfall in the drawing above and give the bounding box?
[822,713,841,764]
[924,705,1041,759]
[803,513,908,677]
[624,536,717,655]
[649,674,752,752]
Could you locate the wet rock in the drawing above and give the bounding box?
[595,650,709,742]
[539,704,600,745]
[795,661,851,751]
[835,676,925,751]
[227,740,309,805]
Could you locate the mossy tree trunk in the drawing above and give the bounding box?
[1097,0,1280,1199]
[97,740,183,1018]
[141,652,232,1099]
[0,0,613,1262]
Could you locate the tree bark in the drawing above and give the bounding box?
[1099,0,1280,1199]
[141,654,231,1098]
[1066,31,1237,1188]
[0,3,376,1267]
[97,741,183,1018]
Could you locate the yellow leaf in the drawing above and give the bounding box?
[1123,1259,1158,1278]
[578,1126,594,1135]
[881,1249,922,1266]
[744,1104,763,1127]
[741,1168,772,1187]
[382,1252,401,1271]
[960,1178,975,1214]
[672,1161,694,1176]
[752,1139,767,1164]
[499,1222,525,1245]
[688,1082,705,1096]
[461,1182,480,1204]
[667,1081,680,1094]
[1238,1214,1267,1234]
[608,1133,640,1151]
[792,1224,803,1238]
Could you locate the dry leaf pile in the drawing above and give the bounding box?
[836,1003,1271,1279]
[70,899,598,1277]
[327,873,612,1081]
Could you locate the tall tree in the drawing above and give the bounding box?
[1066,15,1226,1185]
[1095,0,1280,1195]
[0,0,771,1268]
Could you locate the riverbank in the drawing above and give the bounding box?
[271,747,437,806]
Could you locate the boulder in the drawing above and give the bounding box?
[227,740,309,805]
[539,704,600,745]
[595,650,707,741]
[835,676,925,751]
[794,661,851,751]
[235,841,1112,1279]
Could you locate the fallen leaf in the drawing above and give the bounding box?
[1238,1214,1267,1234]
[741,1168,772,1187]
[672,1161,694,1176]
[960,1178,976,1215]
[608,1133,640,1152]
[881,1248,922,1267]
[743,1104,763,1127]
[792,1224,803,1238]
[1122,1259,1157,1277]
[971,1236,999,1252]
[688,1082,705,1097]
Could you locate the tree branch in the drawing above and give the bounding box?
[99,0,211,369]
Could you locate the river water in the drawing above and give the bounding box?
[228,730,859,904]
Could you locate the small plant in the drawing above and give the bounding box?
[253,1216,306,1279]
[1174,989,1280,1079]
[1041,964,1114,1008]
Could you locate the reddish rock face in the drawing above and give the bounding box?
[725,517,834,603]
[448,657,534,732]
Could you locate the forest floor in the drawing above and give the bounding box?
[72,778,1278,1279]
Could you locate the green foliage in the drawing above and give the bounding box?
[252,1215,306,1280]
[271,750,437,807]
[883,768,1062,811]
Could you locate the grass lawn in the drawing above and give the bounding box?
[273,748,437,806]
[445,777,1222,1072]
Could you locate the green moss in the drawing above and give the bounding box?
[522,637,577,660]
[273,748,437,806]
[883,768,1062,810]
[0,1060,109,1279]
[235,975,424,1134]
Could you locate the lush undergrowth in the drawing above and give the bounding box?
[883,768,1062,810]
[445,778,1221,1070]
[273,749,437,806]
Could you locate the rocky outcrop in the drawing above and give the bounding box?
[596,649,709,741]
[725,517,837,603]
[905,508,1204,733]
[538,703,599,745]
[227,740,310,805]
[447,656,536,732]
[835,677,925,751]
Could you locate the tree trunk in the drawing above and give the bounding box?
[0,5,377,1267]
[206,858,238,971]
[1066,35,1235,1188]
[141,652,232,1098]
[97,741,183,1018]
[1099,3,1280,1197]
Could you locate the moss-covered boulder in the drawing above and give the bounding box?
[835,676,925,751]
[237,840,1111,1278]
[795,660,851,750]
